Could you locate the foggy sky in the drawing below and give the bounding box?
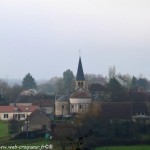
[0,0,150,80]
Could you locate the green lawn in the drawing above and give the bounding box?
[96,145,150,150]
[1,121,150,150]
[0,121,9,139]
[0,120,61,149]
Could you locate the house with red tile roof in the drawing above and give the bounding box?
[0,105,40,120]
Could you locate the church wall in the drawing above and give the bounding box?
[70,98,91,104]
[55,101,69,116]
[70,103,90,114]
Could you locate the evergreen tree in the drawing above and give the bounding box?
[107,78,124,101]
[138,78,149,91]
[63,69,75,94]
[55,77,65,95]
[130,76,138,90]
[55,69,75,95]
[22,73,36,90]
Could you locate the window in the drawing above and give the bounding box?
[78,82,83,87]
[13,114,17,119]
[4,114,8,119]
[20,114,25,118]
[42,125,46,130]
[79,104,82,109]
[78,82,80,86]
[72,105,74,109]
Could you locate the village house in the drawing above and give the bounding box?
[33,99,54,116]
[20,89,38,96]
[22,109,51,132]
[16,94,55,116]
[0,105,39,121]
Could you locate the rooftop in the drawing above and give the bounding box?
[0,105,39,113]
[71,91,91,98]
[76,57,85,81]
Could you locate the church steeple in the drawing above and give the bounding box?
[76,57,85,81]
[75,57,87,90]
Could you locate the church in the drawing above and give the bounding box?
[55,57,150,124]
[55,57,92,116]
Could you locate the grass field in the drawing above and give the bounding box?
[96,145,150,150]
[1,121,150,150]
[0,121,9,139]
[0,121,61,149]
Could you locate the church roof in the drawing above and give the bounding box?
[76,57,85,81]
[70,91,91,98]
[56,95,70,101]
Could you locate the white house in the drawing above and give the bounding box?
[0,105,39,121]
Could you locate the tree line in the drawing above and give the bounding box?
[1,67,150,103]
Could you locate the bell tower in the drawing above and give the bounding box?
[75,57,87,90]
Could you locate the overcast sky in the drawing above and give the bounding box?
[0,0,150,80]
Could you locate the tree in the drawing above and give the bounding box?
[7,84,22,102]
[107,78,125,101]
[63,69,75,94]
[22,73,36,90]
[85,74,104,84]
[137,78,149,91]
[37,82,55,94]
[0,81,23,103]
[117,73,132,88]
[108,66,116,79]
[130,76,138,90]
[8,119,20,134]
[0,80,10,101]
[55,70,75,95]
[55,77,65,95]
[130,76,149,91]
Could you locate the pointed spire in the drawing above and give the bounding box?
[76,57,85,81]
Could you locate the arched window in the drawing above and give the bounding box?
[79,104,82,109]
[78,82,81,86]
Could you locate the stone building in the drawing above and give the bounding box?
[55,57,92,116]
[55,95,70,116]
[54,57,150,124]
